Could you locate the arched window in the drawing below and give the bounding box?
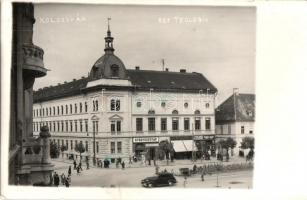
[148,109,155,115]
[111,64,119,77]
[194,110,201,115]
[172,110,178,115]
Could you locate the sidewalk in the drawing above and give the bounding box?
[52,155,251,170]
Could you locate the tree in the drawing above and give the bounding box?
[60,145,68,158]
[240,137,254,150]
[216,137,237,160]
[50,142,60,158]
[158,140,174,164]
[75,141,85,161]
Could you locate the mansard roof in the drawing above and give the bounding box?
[33,69,217,103]
[215,93,255,123]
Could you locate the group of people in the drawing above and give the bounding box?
[52,171,70,187]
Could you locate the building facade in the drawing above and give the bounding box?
[215,91,255,155]
[33,24,218,163]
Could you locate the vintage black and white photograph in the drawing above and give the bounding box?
[8,3,255,189]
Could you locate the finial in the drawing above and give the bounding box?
[107,17,111,32]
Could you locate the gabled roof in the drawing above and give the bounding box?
[33,69,217,103]
[215,93,255,123]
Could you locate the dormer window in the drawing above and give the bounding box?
[111,64,119,77]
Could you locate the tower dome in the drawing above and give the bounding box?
[89,18,127,80]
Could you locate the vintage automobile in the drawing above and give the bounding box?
[141,172,177,187]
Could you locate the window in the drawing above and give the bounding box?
[148,118,155,132]
[96,142,99,153]
[249,130,253,134]
[93,100,96,111]
[57,106,59,115]
[46,108,48,116]
[194,110,201,115]
[110,99,120,111]
[65,121,68,132]
[184,118,190,131]
[66,105,68,114]
[241,126,245,134]
[205,118,211,130]
[75,121,78,132]
[111,64,119,77]
[172,118,179,131]
[95,100,99,111]
[75,103,77,113]
[85,120,88,132]
[61,121,64,132]
[117,142,122,154]
[228,124,231,134]
[57,121,60,132]
[195,118,201,130]
[136,118,143,132]
[205,103,210,108]
[85,102,88,112]
[161,118,167,131]
[93,121,98,134]
[136,102,142,107]
[111,142,115,154]
[66,140,68,148]
[184,102,188,108]
[70,140,73,150]
[161,102,166,108]
[80,121,83,132]
[53,107,55,115]
[111,121,121,134]
[61,105,64,115]
[70,121,73,132]
[53,122,56,132]
[70,104,72,114]
[80,103,83,113]
[85,141,88,152]
[172,110,178,115]
[42,108,44,116]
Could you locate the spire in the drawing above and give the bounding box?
[104,17,114,54]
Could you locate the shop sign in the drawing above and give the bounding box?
[170,136,192,141]
[133,137,159,143]
[145,143,159,147]
[193,135,215,140]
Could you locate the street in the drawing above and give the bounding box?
[52,159,253,189]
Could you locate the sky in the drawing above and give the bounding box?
[33,4,255,105]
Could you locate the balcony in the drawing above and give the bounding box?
[22,43,47,78]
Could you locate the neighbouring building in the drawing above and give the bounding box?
[215,90,255,155]
[10,3,53,185]
[32,22,218,163]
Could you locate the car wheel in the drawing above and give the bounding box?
[168,180,174,186]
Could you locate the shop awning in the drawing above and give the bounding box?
[171,140,198,152]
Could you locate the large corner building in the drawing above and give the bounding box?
[33,23,218,162]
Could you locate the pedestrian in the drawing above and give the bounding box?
[61,173,66,185]
[201,173,204,182]
[121,161,125,169]
[53,172,60,187]
[78,162,83,171]
[65,177,70,187]
[67,174,71,184]
[116,159,119,168]
[73,160,77,170]
[193,164,197,174]
[129,156,132,164]
[68,166,71,176]
[76,166,80,175]
[183,176,187,188]
[86,160,89,170]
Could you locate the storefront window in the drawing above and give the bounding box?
[111,142,115,154]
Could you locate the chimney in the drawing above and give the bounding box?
[180,69,186,73]
[165,68,169,71]
[233,88,239,96]
[135,66,140,70]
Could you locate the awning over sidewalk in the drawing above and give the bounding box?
[171,140,197,152]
